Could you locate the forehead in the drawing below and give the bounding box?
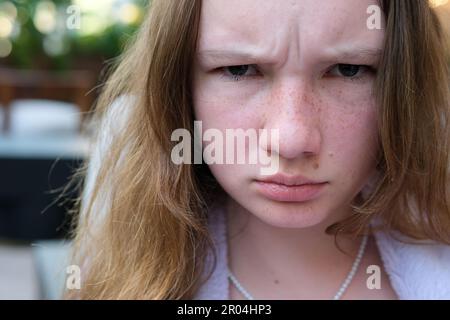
[197,0,384,55]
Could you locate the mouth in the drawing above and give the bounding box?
[254,174,328,203]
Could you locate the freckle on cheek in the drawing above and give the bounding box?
[328,152,334,158]
[313,162,319,169]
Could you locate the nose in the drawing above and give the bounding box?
[261,78,322,160]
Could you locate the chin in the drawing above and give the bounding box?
[249,200,332,229]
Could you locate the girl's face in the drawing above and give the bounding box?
[192,0,385,228]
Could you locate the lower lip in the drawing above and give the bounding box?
[254,181,327,202]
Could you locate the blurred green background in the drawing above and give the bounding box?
[0,0,147,70]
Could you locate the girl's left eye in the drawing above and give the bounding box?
[221,64,259,81]
[327,64,372,79]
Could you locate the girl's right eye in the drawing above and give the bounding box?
[220,64,259,81]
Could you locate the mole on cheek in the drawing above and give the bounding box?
[313,162,319,169]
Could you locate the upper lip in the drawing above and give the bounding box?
[256,173,326,186]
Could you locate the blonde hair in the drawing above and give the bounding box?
[67,0,450,299]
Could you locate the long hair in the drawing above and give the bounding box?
[67,0,450,299]
[327,0,450,240]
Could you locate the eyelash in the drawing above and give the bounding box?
[218,64,376,82]
[326,64,376,81]
[219,65,260,82]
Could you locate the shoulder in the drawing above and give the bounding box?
[193,205,229,300]
[81,95,136,225]
[374,230,450,299]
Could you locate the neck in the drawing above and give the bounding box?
[226,197,368,299]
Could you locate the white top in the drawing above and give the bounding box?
[194,206,450,300]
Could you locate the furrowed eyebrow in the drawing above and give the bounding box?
[330,48,383,62]
[196,49,268,64]
[196,47,383,66]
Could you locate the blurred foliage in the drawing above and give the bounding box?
[0,0,147,70]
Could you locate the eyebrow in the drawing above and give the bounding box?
[196,49,273,64]
[330,47,383,61]
[196,47,383,65]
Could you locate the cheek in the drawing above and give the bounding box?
[323,91,379,177]
[192,81,262,178]
[323,79,378,144]
[193,85,262,131]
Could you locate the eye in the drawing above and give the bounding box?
[221,64,259,81]
[327,64,373,79]
[337,64,361,77]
